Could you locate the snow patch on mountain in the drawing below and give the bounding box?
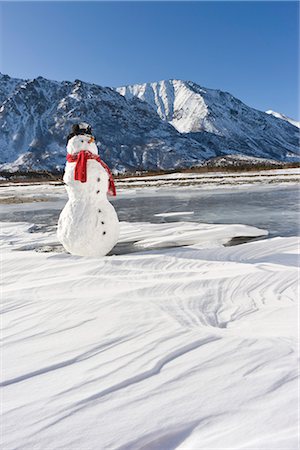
[117,80,216,134]
[266,110,300,128]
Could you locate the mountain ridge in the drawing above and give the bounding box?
[0,73,299,173]
[265,109,300,129]
[116,79,299,162]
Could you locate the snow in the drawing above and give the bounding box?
[266,109,300,128]
[2,211,298,449]
[117,80,215,134]
[154,211,194,217]
[116,167,300,189]
[120,167,300,181]
[117,80,300,144]
[120,221,267,250]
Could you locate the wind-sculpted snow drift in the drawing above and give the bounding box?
[0,73,299,173]
[2,219,298,449]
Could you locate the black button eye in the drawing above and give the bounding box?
[98,209,101,213]
[97,178,100,182]
[103,231,106,235]
[81,140,84,143]
[96,190,100,194]
[101,221,104,225]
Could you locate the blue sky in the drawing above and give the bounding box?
[1,1,299,118]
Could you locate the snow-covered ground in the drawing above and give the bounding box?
[116,168,300,189]
[1,174,299,449]
[2,214,299,449]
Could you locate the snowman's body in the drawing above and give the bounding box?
[57,135,119,257]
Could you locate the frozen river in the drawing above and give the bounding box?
[1,184,299,239]
[115,185,300,238]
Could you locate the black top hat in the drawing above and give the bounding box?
[66,122,94,145]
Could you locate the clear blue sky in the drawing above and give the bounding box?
[1,1,299,118]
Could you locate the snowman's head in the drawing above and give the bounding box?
[66,134,99,156]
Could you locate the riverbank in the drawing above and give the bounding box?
[0,167,299,197]
[1,165,299,186]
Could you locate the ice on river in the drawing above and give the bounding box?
[1,217,298,449]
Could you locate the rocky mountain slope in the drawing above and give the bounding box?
[0,74,209,173]
[0,73,299,173]
[116,80,299,163]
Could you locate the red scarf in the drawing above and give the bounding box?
[66,150,116,196]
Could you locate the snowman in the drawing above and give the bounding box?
[57,123,120,257]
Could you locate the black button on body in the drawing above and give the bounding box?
[103,231,106,235]
[98,209,101,213]
[96,190,100,194]
[101,221,104,225]
[97,177,100,182]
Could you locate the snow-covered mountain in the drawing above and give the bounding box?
[116,80,299,163]
[266,109,300,129]
[0,73,23,105]
[0,74,299,173]
[0,74,208,173]
[117,79,223,134]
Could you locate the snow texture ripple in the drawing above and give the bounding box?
[1,217,298,449]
